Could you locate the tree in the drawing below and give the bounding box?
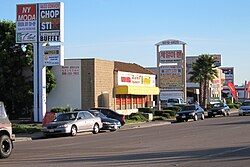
[189,54,218,108]
[0,20,33,118]
[0,20,56,119]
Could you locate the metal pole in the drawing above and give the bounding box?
[182,44,187,102]
[156,45,161,110]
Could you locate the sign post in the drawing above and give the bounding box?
[16,2,64,122]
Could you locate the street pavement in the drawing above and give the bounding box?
[2,109,250,167]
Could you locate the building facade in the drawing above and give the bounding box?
[47,58,159,115]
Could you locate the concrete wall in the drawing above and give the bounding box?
[47,59,82,111]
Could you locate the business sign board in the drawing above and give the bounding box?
[117,71,156,87]
[159,50,184,91]
[16,4,37,43]
[212,54,222,67]
[43,45,64,66]
[61,66,80,75]
[220,67,234,86]
[39,2,64,42]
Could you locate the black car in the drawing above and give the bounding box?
[208,103,230,117]
[89,110,121,131]
[176,104,205,122]
[90,108,126,125]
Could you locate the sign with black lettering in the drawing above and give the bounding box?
[39,2,64,42]
[43,45,64,66]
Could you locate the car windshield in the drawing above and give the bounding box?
[90,111,106,118]
[181,105,196,111]
[55,113,78,121]
[168,99,179,103]
[213,103,224,108]
[242,102,250,106]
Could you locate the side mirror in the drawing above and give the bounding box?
[196,108,199,110]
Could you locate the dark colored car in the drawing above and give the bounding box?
[208,103,230,117]
[90,108,125,125]
[176,104,205,122]
[89,110,121,131]
[0,102,15,158]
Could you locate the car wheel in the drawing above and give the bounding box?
[227,112,230,116]
[201,113,205,120]
[93,123,99,134]
[0,135,12,159]
[208,114,212,118]
[70,125,77,136]
[194,114,198,121]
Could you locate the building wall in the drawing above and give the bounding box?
[94,59,114,109]
[47,59,82,111]
[81,59,95,109]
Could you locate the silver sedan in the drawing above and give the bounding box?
[43,111,103,136]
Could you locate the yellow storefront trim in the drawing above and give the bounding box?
[116,85,159,95]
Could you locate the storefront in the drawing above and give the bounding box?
[47,59,159,115]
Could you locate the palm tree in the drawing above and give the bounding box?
[189,54,218,108]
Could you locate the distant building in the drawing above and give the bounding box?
[219,67,234,85]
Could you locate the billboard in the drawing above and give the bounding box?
[16,4,37,43]
[43,45,64,66]
[39,2,64,42]
[220,67,234,85]
[117,71,156,87]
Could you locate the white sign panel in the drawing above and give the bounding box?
[43,45,64,66]
[117,71,156,87]
[39,2,64,42]
[16,4,37,43]
[160,91,184,101]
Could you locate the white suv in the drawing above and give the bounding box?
[239,100,250,116]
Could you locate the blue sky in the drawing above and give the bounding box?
[1,0,250,85]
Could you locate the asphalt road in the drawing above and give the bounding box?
[1,114,250,167]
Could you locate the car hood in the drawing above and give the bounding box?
[45,121,71,127]
[240,106,250,110]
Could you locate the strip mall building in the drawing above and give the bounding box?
[47,58,159,115]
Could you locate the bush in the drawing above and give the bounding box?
[162,106,181,112]
[227,104,235,109]
[138,108,153,113]
[154,110,163,116]
[163,110,176,117]
[50,107,71,113]
[12,123,42,134]
[162,113,171,119]
[127,112,147,122]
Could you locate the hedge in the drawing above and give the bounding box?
[127,112,147,122]
[50,107,71,113]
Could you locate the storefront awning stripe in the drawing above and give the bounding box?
[116,86,159,95]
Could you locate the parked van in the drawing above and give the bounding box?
[0,101,14,158]
[162,98,185,108]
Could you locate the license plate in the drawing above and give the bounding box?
[182,115,186,118]
[49,129,54,132]
[213,112,217,114]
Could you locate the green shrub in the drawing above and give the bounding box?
[162,113,171,119]
[127,112,147,122]
[154,110,163,116]
[50,107,71,113]
[12,123,42,134]
[138,108,153,113]
[163,110,176,117]
[162,106,181,112]
[227,104,235,109]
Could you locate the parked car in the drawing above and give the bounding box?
[90,108,125,125]
[43,111,103,136]
[162,98,186,108]
[208,103,230,117]
[239,100,250,116]
[175,104,205,122]
[0,101,15,159]
[89,110,121,131]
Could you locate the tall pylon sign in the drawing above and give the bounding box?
[155,39,186,108]
[16,2,64,122]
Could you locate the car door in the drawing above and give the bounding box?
[77,112,87,132]
[83,111,95,131]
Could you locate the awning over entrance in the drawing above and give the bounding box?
[116,85,159,95]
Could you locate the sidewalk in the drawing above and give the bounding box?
[14,120,173,142]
